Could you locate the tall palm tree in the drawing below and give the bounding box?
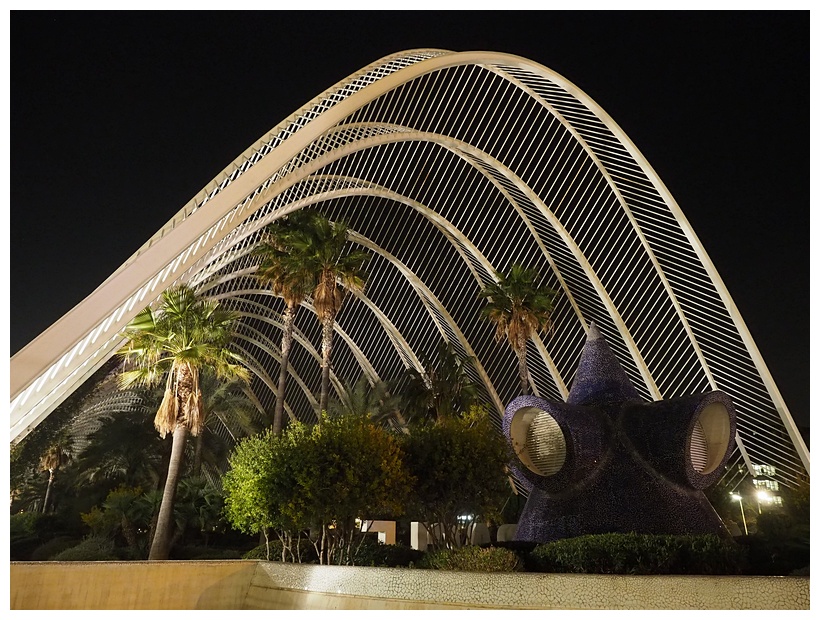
[254,211,316,434]
[117,285,249,560]
[40,442,70,513]
[478,263,557,395]
[286,211,371,416]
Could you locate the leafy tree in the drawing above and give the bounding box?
[296,413,413,564]
[223,415,413,565]
[254,210,317,434]
[401,406,511,549]
[478,263,557,394]
[400,341,479,424]
[284,210,371,415]
[117,285,249,560]
[99,485,147,550]
[222,427,306,561]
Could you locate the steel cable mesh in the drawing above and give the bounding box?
[13,50,806,491]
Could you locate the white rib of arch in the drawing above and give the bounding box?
[273,178,567,398]
[10,49,807,489]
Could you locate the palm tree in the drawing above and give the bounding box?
[478,263,557,395]
[401,341,479,424]
[72,408,165,492]
[191,371,266,483]
[117,284,249,560]
[328,374,408,431]
[39,442,70,513]
[286,211,371,416]
[254,211,316,434]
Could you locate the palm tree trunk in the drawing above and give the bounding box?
[319,311,335,417]
[149,423,188,560]
[193,432,203,476]
[516,332,530,395]
[42,470,55,513]
[274,302,297,434]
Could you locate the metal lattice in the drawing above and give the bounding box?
[11,49,808,491]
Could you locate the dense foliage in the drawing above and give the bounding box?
[223,414,414,564]
[352,538,426,567]
[528,533,746,575]
[401,406,511,549]
[50,536,120,561]
[419,545,522,572]
[400,341,480,424]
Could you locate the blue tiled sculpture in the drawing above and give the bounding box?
[504,323,736,543]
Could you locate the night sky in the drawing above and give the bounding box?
[9,11,809,429]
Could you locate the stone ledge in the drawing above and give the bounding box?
[10,561,809,610]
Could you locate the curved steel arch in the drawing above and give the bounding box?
[11,49,808,489]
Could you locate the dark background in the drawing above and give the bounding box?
[9,11,809,431]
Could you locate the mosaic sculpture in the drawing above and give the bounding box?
[504,323,736,543]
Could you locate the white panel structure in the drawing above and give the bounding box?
[10,49,809,489]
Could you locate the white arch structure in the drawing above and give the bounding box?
[10,49,809,488]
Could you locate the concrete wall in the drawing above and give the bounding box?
[11,561,809,610]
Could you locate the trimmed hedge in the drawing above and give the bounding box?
[30,536,82,561]
[419,545,522,572]
[51,537,120,561]
[529,532,746,575]
[171,546,243,560]
[353,540,425,567]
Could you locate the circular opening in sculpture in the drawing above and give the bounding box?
[689,401,731,475]
[510,406,566,477]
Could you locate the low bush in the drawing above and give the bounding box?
[242,544,268,560]
[733,533,810,576]
[51,537,120,561]
[29,536,82,561]
[529,532,746,575]
[419,545,521,572]
[10,512,84,560]
[491,540,540,571]
[172,546,243,560]
[352,539,425,567]
[10,535,40,561]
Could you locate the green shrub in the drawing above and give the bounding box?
[734,533,810,576]
[51,537,120,561]
[419,545,521,572]
[489,540,540,571]
[529,533,746,575]
[171,546,243,560]
[32,511,84,539]
[10,511,40,540]
[242,544,269,560]
[10,535,41,561]
[30,536,82,561]
[353,539,425,567]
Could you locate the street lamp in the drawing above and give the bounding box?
[756,489,771,514]
[730,493,748,535]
